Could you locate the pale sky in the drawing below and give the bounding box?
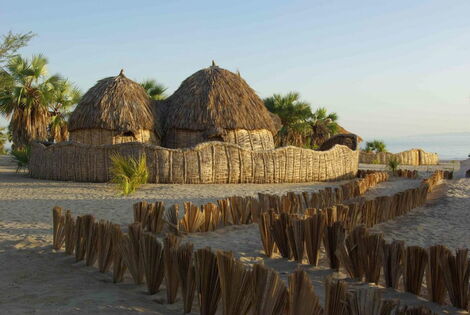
[2,0,470,139]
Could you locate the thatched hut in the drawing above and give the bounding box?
[163,63,278,150]
[68,70,159,145]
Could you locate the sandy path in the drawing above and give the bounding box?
[0,155,467,314]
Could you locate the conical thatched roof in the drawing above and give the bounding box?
[164,64,278,135]
[69,70,156,133]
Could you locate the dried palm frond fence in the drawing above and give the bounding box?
[359,149,439,166]
[129,171,393,235]
[51,209,443,314]
[30,141,359,183]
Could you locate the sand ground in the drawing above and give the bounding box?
[0,155,468,314]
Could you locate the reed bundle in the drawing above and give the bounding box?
[396,305,436,315]
[194,248,221,315]
[85,221,100,267]
[323,221,345,270]
[252,263,288,315]
[164,233,181,303]
[346,287,384,315]
[140,233,164,294]
[304,213,326,266]
[382,240,405,289]
[287,217,305,263]
[228,196,251,224]
[216,251,252,315]
[52,206,66,250]
[111,224,127,283]
[177,242,196,313]
[259,211,275,257]
[217,199,231,225]
[363,233,384,284]
[336,225,367,280]
[120,223,144,284]
[270,213,291,259]
[288,269,323,315]
[148,201,165,233]
[64,210,75,255]
[75,215,94,262]
[201,203,219,232]
[426,245,450,304]
[180,202,205,233]
[165,204,179,235]
[404,246,428,295]
[324,276,348,315]
[440,248,470,310]
[133,201,150,227]
[97,220,113,273]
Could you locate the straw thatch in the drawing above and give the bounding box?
[163,64,278,150]
[69,70,159,145]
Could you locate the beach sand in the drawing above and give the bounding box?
[0,155,468,314]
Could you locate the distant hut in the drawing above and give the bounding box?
[163,63,278,150]
[68,70,159,145]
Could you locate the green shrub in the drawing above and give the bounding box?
[387,158,400,174]
[110,153,148,196]
[11,146,30,173]
[364,140,387,153]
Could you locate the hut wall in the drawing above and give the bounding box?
[359,149,438,165]
[69,129,159,146]
[165,128,274,150]
[30,141,358,183]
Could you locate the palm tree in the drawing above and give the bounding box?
[264,92,313,147]
[0,54,62,149]
[48,80,81,142]
[309,107,339,146]
[364,140,387,153]
[140,79,167,100]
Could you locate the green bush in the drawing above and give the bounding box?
[364,140,387,153]
[11,146,30,173]
[110,153,148,196]
[387,158,400,174]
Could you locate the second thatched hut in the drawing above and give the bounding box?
[163,63,279,150]
[68,70,160,145]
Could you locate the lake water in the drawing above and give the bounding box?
[363,133,470,161]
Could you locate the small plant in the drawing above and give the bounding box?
[387,158,400,174]
[110,153,148,196]
[11,146,30,173]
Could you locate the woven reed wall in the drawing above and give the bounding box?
[164,128,274,150]
[69,129,159,146]
[359,149,438,165]
[30,141,358,183]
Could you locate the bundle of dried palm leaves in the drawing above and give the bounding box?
[164,233,181,303]
[177,242,196,313]
[382,240,405,289]
[217,251,252,315]
[363,233,384,284]
[164,204,179,235]
[111,224,127,283]
[64,210,75,255]
[288,269,323,315]
[97,220,114,273]
[336,225,367,280]
[304,213,326,266]
[120,223,144,284]
[75,215,94,262]
[426,245,450,304]
[52,206,66,250]
[252,263,288,315]
[271,213,291,259]
[148,201,165,233]
[201,203,220,232]
[133,201,150,226]
[259,211,275,257]
[180,202,205,233]
[323,221,345,270]
[395,305,436,315]
[404,246,428,295]
[194,247,221,315]
[324,276,348,315]
[140,233,164,294]
[287,217,305,263]
[346,287,385,315]
[85,221,100,267]
[440,248,470,310]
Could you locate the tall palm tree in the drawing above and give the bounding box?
[140,79,167,100]
[264,92,313,147]
[48,80,81,142]
[0,54,61,148]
